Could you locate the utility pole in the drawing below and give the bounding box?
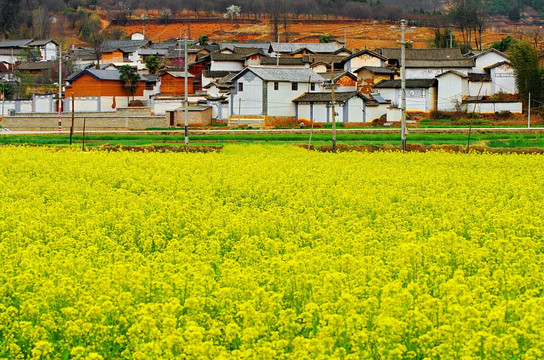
[528,92,531,128]
[331,67,337,153]
[1,87,4,120]
[179,27,182,70]
[449,31,453,48]
[323,62,338,153]
[344,27,347,47]
[184,35,189,146]
[58,46,62,132]
[70,95,74,145]
[400,19,407,153]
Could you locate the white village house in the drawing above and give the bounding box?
[293,91,388,123]
[230,67,324,117]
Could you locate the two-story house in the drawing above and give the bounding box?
[230,66,324,117]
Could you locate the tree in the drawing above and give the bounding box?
[509,41,542,106]
[198,34,209,46]
[119,65,141,102]
[0,83,14,100]
[319,34,331,43]
[78,13,109,68]
[145,56,160,74]
[224,5,241,22]
[449,0,486,50]
[491,35,517,52]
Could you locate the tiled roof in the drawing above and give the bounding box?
[102,40,150,53]
[260,57,306,65]
[354,66,395,74]
[270,43,341,54]
[405,59,474,68]
[293,91,368,103]
[28,39,58,46]
[0,39,32,48]
[343,49,388,62]
[163,71,195,78]
[374,79,438,88]
[468,73,491,82]
[317,71,357,82]
[483,61,512,70]
[233,67,325,82]
[436,70,469,78]
[16,61,55,71]
[378,47,464,60]
[203,70,235,78]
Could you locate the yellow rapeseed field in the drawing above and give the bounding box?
[1,145,544,360]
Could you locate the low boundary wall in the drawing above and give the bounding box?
[2,113,169,131]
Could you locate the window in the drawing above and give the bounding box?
[238,82,243,91]
[292,82,298,91]
[274,82,279,90]
[146,82,154,90]
[311,83,315,91]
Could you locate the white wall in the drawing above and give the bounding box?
[347,97,365,122]
[296,98,371,123]
[153,99,185,115]
[437,73,468,111]
[0,55,15,64]
[490,65,517,94]
[472,52,508,73]
[377,87,433,112]
[469,81,492,97]
[344,54,384,73]
[232,72,264,116]
[467,102,522,113]
[42,43,58,61]
[406,68,469,79]
[366,104,388,122]
[210,60,244,72]
[267,81,311,116]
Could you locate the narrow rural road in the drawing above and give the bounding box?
[2,127,544,136]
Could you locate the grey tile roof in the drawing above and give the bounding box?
[28,39,58,46]
[16,61,55,71]
[0,39,32,48]
[260,57,306,65]
[378,47,464,60]
[220,42,270,52]
[211,48,265,61]
[68,69,121,81]
[150,41,177,49]
[203,70,235,78]
[138,49,169,56]
[102,40,150,53]
[317,71,357,82]
[302,54,348,65]
[69,47,96,60]
[405,59,474,68]
[270,43,341,54]
[354,66,395,74]
[164,71,194,78]
[233,67,325,82]
[343,49,388,62]
[436,70,469,78]
[483,61,511,70]
[468,73,491,82]
[293,91,368,103]
[374,79,438,88]
[469,48,508,59]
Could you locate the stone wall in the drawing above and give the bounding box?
[2,113,169,131]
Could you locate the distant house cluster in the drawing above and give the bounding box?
[0,34,521,125]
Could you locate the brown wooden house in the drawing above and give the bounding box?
[66,69,146,97]
[160,71,195,95]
